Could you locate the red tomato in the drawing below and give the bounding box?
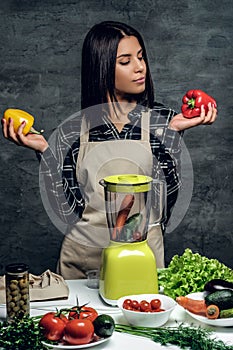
[123,305,134,310]
[39,312,68,341]
[63,319,94,345]
[123,299,133,309]
[69,306,98,322]
[132,232,142,241]
[139,300,151,312]
[150,298,161,310]
[151,308,165,312]
[131,300,140,310]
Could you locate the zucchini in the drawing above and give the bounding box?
[219,307,233,318]
[205,289,233,310]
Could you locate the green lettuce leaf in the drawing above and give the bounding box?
[158,248,233,299]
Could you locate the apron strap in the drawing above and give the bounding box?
[80,116,90,143]
[78,116,90,164]
[141,109,151,142]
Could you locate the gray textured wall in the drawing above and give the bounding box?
[0,0,232,275]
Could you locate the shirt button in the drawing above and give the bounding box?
[155,128,163,136]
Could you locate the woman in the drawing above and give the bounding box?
[1,21,217,278]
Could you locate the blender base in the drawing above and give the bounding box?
[99,240,158,306]
[99,282,119,306]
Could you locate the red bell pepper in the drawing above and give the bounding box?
[181,89,217,118]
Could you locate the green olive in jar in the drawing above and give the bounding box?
[9,282,18,291]
[19,278,28,287]
[5,263,30,320]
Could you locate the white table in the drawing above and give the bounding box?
[1,280,233,349]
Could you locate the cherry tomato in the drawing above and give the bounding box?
[132,232,142,241]
[39,312,68,341]
[139,300,151,312]
[123,305,134,310]
[63,318,94,345]
[123,299,133,309]
[69,306,98,322]
[131,300,140,310]
[150,298,161,310]
[151,308,165,312]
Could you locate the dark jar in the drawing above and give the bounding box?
[5,263,30,320]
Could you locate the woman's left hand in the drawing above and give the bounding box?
[168,103,217,132]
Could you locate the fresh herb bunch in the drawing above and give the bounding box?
[158,248,233,299]
[115,323,233,350]
[0,316,46,350]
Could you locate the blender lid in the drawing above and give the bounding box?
[101,174,152,193]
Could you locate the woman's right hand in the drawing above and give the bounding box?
[1,118,48,153]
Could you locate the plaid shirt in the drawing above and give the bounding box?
[39,102,182,227]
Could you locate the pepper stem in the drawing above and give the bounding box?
[29,126,44,135]
[187,98,195,109]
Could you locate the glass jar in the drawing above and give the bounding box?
[5,263,30,320]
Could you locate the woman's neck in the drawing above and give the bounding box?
[108,101,136,132]
[103,93,137,131]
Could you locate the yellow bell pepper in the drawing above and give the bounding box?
[3,108,41,135]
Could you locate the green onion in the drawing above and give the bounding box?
[115,323,233,350]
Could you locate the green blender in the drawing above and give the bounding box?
[99,174,166,306]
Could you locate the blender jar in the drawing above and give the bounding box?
[100,174,152,243]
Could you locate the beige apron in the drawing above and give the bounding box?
[57,111,165,279]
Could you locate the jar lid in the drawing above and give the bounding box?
[5,263,29,274]
[101,174,152,193]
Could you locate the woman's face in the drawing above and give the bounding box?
[115,36,147,102]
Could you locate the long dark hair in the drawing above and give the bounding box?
[81,21,154,111]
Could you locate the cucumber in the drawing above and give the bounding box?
[205,289,233,310]
[125,213,142,230]
[219,308,233,318]
[122,213,142,240]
